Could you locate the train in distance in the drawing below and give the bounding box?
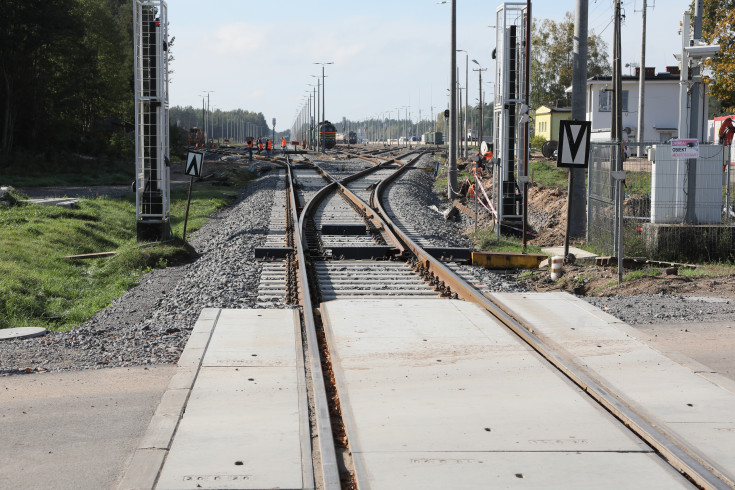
[335,131,358,145]
[317,121,337,149]
[188,127,205,147]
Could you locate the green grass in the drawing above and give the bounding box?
[529,160,569,189]
[622,267,662,282]
[0,172,252,332]
[472,227,544,255]
[679,262,735,277]
[625,170,652,197]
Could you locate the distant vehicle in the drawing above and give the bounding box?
[424,131,444,145]
[466,129,478,141]
[317,121,337,149]
[348,131,357,144]
[188,127,205,147]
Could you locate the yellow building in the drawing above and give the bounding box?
[534,105,571,141]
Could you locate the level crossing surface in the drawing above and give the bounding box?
[120,308,311,490]
[120,293,735,489]
[321,297,694,488]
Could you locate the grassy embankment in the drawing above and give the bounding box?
[0,169,253,332]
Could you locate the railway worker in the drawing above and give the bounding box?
[265,139,272,157]
[247,138,254,161]
[472,152,486,176]
[302,140,306,150]
[281,137,287,151]
[719,117,734,146]
[257,139,264,155]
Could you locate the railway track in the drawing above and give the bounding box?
[122,145,735,489]
[291,148,734,489]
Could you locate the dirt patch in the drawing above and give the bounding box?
[469,174,735,299]
[526,185,569,247]
[522,263,735,298]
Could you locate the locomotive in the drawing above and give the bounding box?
[188,127,205,147]
[317,121,336,150]
[348,131,357,145]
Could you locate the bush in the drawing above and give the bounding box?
[530,135,547,150]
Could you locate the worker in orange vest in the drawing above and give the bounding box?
[281,137,287,150]
[265,139,272,157]
[247,138,253,161]
[257,139,263,155]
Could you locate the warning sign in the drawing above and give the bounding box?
[556,120,591,168]
[671,139,699,159]
[185,151,203,177]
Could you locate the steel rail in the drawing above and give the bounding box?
[285,163,341,489]
[372,157,732,490]
[309,157,409,256]
[290,154,419,487]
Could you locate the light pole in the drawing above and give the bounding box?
[200,90,214,144]
[472,60,487,147]
[308,83,318,149]
[310,76,321,149]
[448,0,458,198]
[314,62,333,152]
[457,49,469,158]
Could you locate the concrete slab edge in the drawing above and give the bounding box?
[615,323,735,395]
[487,292,735,489]
[319,304,371,489]
[292,308,316,490]
[117,308,221,490]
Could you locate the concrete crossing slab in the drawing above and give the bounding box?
[321,298,691,488]
[152,308,312,490]
[359,451,688,490]
[155,367,304,489]
[491,292,735,485]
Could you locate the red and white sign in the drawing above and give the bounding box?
[671,139,699,159]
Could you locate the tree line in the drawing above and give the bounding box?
[1,0,135,164]
[2,2,731,170]
[531,7,734,113]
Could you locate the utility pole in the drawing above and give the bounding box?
[457,50,469,158]
[448,0,458,199]
[613,0,624,283]
[685,0,704,224]
[637,0,647,156]
[473,60,486,147]
[522,0,531,249]
[566,0,588,251]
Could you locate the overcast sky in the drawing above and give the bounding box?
[167,0,691,131]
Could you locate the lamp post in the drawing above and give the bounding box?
[472,60,487,148]
[314,62,333,152]
[310,76,321,149]
[437,0,457,198]
[200,90,214,144]
[457,49,469,158]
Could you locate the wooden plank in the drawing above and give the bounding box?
[64,251,117,259]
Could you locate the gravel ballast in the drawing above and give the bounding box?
[1,170,279,375]
[2,155,733,375]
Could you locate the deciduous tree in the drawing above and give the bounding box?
[531,12,611,110]
[700,0,735,112]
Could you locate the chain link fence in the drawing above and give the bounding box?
[587,141,734,262]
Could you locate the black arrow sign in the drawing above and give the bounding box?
[557,120,591,168]
[185,152,202,177]
[186,154,197,175]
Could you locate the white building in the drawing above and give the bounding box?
[585,67,681,143]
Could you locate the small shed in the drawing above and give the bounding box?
[534,105,571,142]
